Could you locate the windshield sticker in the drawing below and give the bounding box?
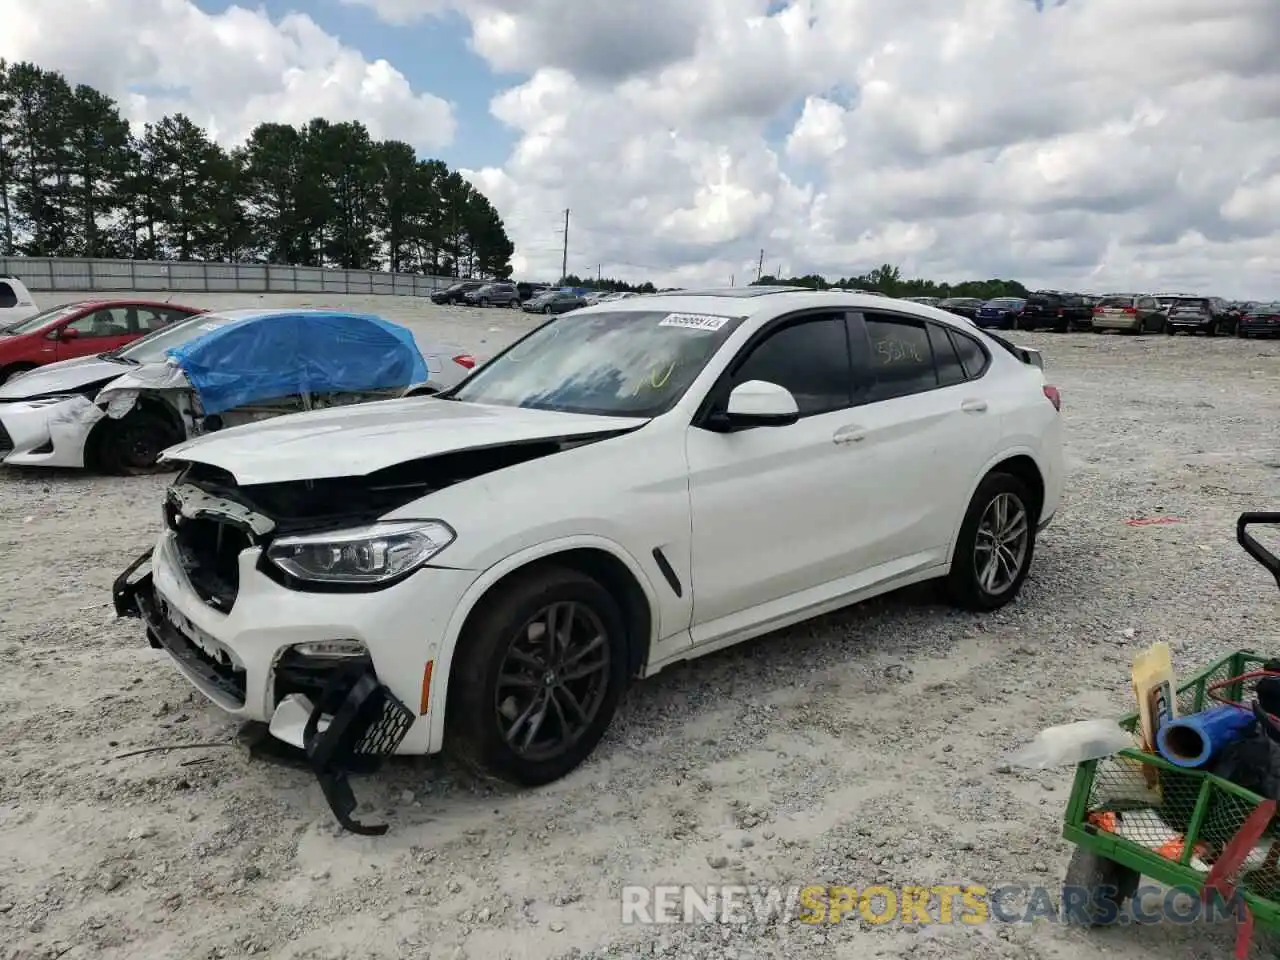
[197,322,221,331]
[659,313,729,331]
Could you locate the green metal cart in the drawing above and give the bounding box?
[1060,513,1280,956]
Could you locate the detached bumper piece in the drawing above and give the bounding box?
[302,667,414,835]
[111,547,415,836]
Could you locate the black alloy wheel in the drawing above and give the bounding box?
[446,566,629,785]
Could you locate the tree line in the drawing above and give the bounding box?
[0,61,515,278]
[750,264,1030,300]
[563,264,1031,299]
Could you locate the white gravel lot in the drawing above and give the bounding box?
[2,292,1279,960]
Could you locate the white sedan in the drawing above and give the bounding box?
[114,287,1064,833]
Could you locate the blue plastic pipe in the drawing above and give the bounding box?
[1155,705,1256,768]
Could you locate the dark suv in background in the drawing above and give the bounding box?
[463,282,521,308]
[1019,290,1092,331]
[431,281,485,305]
[937,297,984,320]
[1166,297,1234,336]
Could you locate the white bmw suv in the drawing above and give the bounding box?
[115,288,1064,832]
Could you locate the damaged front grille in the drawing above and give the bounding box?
[165,505,252,612]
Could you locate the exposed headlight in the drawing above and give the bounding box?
[265,520,455,585]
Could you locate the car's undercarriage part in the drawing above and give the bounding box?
[112,548,414,835]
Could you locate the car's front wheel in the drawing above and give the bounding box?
[945,471,1037,611]
[543,306,553,314]
[446,566,629,785]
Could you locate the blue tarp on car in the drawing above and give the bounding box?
[166,309,428,415]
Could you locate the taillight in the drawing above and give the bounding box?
[1092,306,1103,314]
[1123,307,1137,315]
[1043,385,1061,411]
[1056,308,1064,317]
[453,354,476,369]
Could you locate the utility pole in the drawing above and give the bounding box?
[730,274,735,286]
[756,249,764,282]
[597,263,601,282]
[560,208,570,284]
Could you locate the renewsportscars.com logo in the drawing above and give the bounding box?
[620,884,1247,926]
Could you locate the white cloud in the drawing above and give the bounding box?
[11,0,1280,296]
[444,0,1280,296]
[0,0,455,150]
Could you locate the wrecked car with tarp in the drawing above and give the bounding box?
[0,308,476,473]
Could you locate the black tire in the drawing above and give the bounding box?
[478,298,489,308]
[543,306,553,315]
[446,566,629,786]
[509,299,520,309]
[0,363,36,385]
[96,410,182,476]
[944,471,1037,611]
[1061,847,1141,927]
[1207,320,1218,336]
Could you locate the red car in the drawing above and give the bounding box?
[0,299,205,384]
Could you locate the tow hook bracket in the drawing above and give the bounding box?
[302,669,414,836]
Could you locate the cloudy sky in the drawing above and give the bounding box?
[3,0,1278,296]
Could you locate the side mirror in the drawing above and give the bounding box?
[713,380,800,430]
[57,327,79,341]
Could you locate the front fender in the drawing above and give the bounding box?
[424,534,661,753]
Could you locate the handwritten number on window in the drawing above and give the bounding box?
[874,336,924,365]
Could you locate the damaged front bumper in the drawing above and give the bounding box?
[0,395,103,467]
[113,548,415,835]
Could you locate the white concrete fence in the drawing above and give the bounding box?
[0,256,458,297]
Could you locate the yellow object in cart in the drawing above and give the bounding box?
[1132,641,1177,752]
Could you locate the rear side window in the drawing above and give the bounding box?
[0,282,15,308]
[949,328,990,380]
[926,323,965,387]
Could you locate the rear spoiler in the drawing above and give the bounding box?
[982,330,1044,370]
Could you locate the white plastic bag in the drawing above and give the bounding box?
[1004,719,1136,769]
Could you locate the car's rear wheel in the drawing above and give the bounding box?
[945,472,1037,611]
[446,566,629,785]
[97,410,182,475]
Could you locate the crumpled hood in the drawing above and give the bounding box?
[0,356,131,400]
[162,397,648,485]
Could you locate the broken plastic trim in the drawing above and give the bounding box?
[302,669,415,835]
[112,548,413,835]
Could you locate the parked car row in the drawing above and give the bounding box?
[943,290,1278,338]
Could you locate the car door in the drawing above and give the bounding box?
[685,310,877,638]
[843,311,1000,565]
[52,307,123,361]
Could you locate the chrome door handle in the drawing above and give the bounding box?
[833,427,865,445]
[961,399,988,413]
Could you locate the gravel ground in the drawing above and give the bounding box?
[2,294,1279,960]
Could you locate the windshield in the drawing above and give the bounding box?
[447,309,745,417]
[1099,297,1134,308]
[114,312,228,362]
[986,298,1023,308]
[4,302,88,335]
[1171,299,1208,311]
